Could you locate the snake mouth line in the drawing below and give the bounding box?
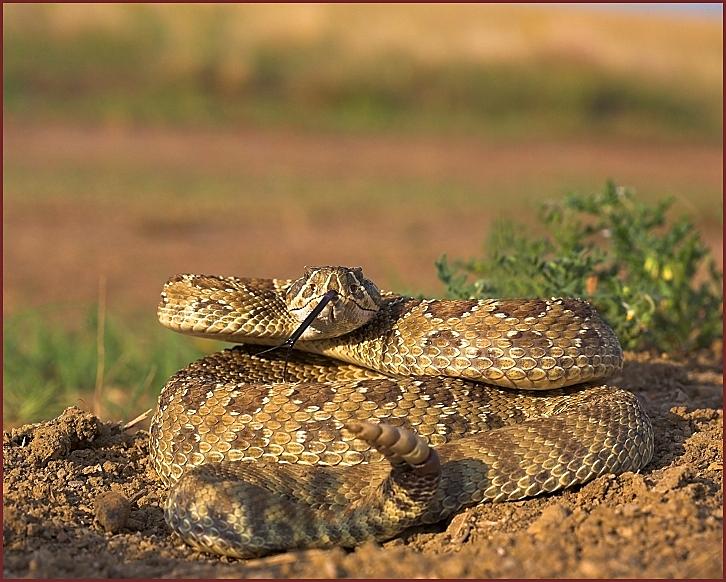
[290,295,379,316]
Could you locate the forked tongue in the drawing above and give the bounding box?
[255,289,339,380]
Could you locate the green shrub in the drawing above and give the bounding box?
[436,182,722,352]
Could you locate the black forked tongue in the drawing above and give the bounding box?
[256,289,339,381]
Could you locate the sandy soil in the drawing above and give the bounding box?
[3,350,722,579]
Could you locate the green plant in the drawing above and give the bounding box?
[437,182,723,352]
[3,305,224,426]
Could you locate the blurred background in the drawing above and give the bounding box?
[3,3,723,425]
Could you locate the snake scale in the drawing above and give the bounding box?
[151,266,653,558]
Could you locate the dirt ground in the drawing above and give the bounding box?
[3,349,722,579]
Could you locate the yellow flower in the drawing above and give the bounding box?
[644,256,659,277]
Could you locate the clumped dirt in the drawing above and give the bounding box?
[3,350,722,578]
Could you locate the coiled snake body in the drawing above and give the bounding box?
[151,266,653,558]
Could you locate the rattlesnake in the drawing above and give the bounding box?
[151,266,653,558]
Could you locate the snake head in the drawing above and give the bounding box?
[285,266,382,339]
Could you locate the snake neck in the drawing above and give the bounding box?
[298,296,623,390]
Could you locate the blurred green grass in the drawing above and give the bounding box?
[4,4,722,141]
[3,304,225,426]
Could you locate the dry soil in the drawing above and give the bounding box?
[3,350,723,578]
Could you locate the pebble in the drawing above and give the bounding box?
[94,491,131,533]
[26,523,41,537]
[620,502,641,518]
[578,559,600,577]
[527,504,571,537]
[82,463,102,475]
[653,465,689,494]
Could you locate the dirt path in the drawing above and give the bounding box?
[3,350,722,578]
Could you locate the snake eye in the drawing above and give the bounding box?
[349,284,360,294]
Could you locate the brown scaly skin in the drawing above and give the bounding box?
[152,267,654,558]
[166,420,441,558]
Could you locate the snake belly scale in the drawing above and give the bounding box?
[151,266,653,558]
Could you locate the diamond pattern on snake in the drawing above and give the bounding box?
[151,265,653,558]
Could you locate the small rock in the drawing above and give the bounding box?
[82,463,101,475]
[94,490,131,533]
[579,559,601,577]
[447,508,477,544]
[527,503,571,537]
[621,502,641,518]
[653,465,689,494]
[26,523,41,537]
